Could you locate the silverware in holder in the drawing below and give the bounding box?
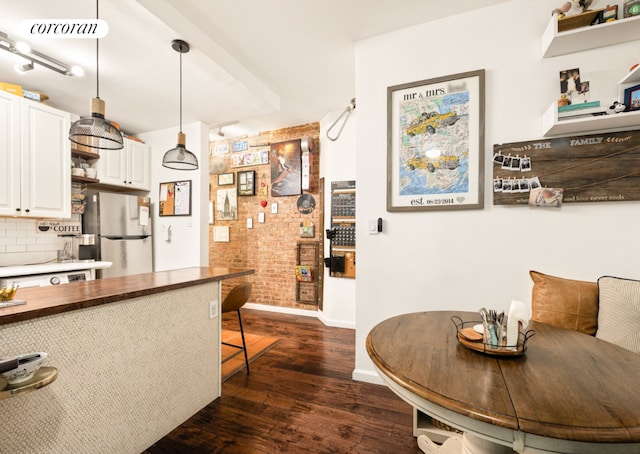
[452,315,535,357]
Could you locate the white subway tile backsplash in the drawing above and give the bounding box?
[6,244,27,253]
[27,244,55,252]
[0,218,62,264]
[37,235,57,245]
[5,229,27,238]
[1,221,18,230]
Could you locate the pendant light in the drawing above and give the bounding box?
[162,39,198,170]
[69,0,123,150]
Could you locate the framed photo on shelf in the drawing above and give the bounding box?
[387,69,485,212]
[237,170,256,196]
[624,84,640,111]
[218,172,235,186]
[624,1,640,18]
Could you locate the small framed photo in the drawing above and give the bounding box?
[624,1,640,18]
[624,84,640,111]
[560,68,580,96]
[218,172,235,186]
[601,4,618,21]
[237,170,256,196]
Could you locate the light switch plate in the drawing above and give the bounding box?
[247,217,253,228]
[271,203,278,214]
[368,219,379,235]
[258,212,265,223]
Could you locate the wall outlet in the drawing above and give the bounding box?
[209,300,218,319]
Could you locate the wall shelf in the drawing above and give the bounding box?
[542,102,640,136]
[541,14,640,58]
[542,66,640,136]
[71,148,100,160]
[620,63,640,86]
[71,175,100,184]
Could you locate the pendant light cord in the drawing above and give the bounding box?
[96,0,100,99]
[179,47,183,133]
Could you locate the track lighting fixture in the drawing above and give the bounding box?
[14,61,34,74]
[212,120,239,139]
[0,31,82,77]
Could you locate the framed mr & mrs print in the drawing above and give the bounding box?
[387,69,485,212]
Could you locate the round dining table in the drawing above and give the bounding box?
[366,311,640,454]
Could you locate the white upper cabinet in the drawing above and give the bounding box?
[126,139,151,190]
[97,138,150,191]
[0,91,21,216]
[0,90,71,218]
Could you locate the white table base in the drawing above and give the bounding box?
[418,432,515,454]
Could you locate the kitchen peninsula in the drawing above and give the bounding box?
[0,266,254,454]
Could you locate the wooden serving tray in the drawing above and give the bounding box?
[458,327,483,342]
[457,332,525,357]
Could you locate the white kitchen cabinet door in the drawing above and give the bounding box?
[97,146,127,186]
[0,92,70,219]
[96,138,150,190]
[126,139,150,190]
[0,91,21,216]
[21,101,71,218]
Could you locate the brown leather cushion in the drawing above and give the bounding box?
[530,270,598,335]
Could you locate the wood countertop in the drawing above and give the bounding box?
[0,266,254,326]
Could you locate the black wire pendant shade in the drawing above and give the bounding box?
[162,39,198,170]
[69,0,123,150]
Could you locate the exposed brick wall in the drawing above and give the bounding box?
[208,123,322,310]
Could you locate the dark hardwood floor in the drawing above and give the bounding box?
[144,308,422,453]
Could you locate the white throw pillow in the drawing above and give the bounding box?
[596,276,640,354]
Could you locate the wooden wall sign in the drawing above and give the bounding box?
[493,129,640,205]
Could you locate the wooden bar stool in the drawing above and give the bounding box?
[221,283,252,374]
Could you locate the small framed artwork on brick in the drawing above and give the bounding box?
[218,172,234,186]
[237,170,256,196]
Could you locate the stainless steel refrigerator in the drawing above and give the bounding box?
[83,191,153,278]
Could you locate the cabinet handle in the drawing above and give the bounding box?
[15,208,21,212]
[24,209,30,213]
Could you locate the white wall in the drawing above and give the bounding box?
[138,121,210,271]
[318,108,357,328]
[353,0,640,383]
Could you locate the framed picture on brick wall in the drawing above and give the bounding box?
[218,172,235,186]
[270,139,302,197]
[216,188,237,220]
[237,170,256,196]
